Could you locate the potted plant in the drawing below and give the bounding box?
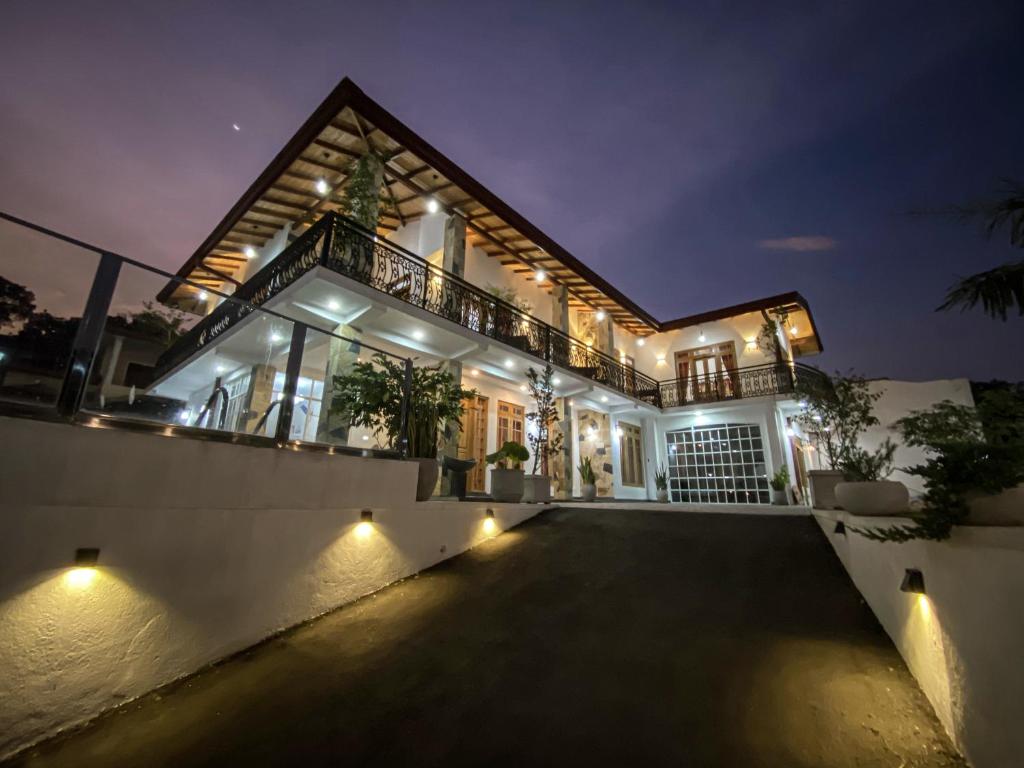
[578,456,597,502]
[834,440,908,515]
[769,465,789,505]
[856,391,1024,541]
[654,465,669,503]
[486,441,530,502]
[329,354,474,501]
[795,371,883,510]
[523,365,564,504]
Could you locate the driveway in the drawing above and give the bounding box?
[8,508,964,767]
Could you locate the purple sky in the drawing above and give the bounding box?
[1,1,1022,381]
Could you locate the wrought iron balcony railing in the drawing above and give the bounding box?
[657,362,828,408]
[157,213,663,406]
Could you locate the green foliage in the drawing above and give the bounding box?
[525,365,564,475]
[0,276,36,327]
[794,371,882,470]
[112,301,189,346]
[840,440,896,482]
[328,353,473,458]
[578,455,596,485]
[486,284,532,315]
[769,464,789,491]
[756,318,783,361]
[338,152,384,231]
[654,465,668,491]
[857,394,1024,543]
[486,441,529,470]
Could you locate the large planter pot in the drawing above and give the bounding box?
[522,474,552,504]
[771,489,788,506]
[490,468,525,503]
[966,485,1024,526]
[413,457,440,502]
[808,470,845,510]
[581,483,597,502]
[656,489,669,503]
[835,480,910,516]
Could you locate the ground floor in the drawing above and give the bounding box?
[6,508,963,768]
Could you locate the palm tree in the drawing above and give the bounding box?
[938,180,1024,320]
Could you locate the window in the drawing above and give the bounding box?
[618,422,644,487]
[665,423,769,504]
[497,400,524,446]
[270,372,324,441]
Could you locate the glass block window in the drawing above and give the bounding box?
[665,423,769,504]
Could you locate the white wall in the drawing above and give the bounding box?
[463,242,553,320]
[0,417,546,759]
[813,510,1024,768]
[386,213,446,259]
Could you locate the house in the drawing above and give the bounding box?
[151,77,826,504]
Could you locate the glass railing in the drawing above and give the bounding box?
[0,211,413,456]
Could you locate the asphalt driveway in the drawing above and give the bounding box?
[7,508,964,767]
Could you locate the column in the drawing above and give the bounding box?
[437,215,467,495]
[552,397,574,499]
[244,364,278,435]
[595,314,615,356]
[316,323,362,444]
[438,359,463,495]
[551,284,570,333]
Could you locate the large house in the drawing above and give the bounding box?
[151,77,826,504]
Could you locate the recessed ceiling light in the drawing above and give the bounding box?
[244,246,256,259]
[270,332,283,343]
[504,359,514,369]
[535,270,546,282]
[412,329,425,341]
[316,178,330,195]
[197,290,208,301]
[637,338,645,347]
[519,384,527,392]
[361,435,369,442]
[695,410,703,416]
[426,198,440,214]
[215,364,226,373]
[552,377,561,385]
[471,369,480,377]
[595,310,606,321]
[601,395,609,403]
[327,299,341,311]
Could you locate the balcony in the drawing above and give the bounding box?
[657,362,828,408]
[158,213,662,405]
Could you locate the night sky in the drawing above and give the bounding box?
[2,1,1022,381]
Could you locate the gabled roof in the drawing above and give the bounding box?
[158,77,822,352]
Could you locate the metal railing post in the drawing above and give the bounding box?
[398,358,413,457]
[57,252,121,417]
[274,324,307,443]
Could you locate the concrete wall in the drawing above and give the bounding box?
[0,417,546,759]
[813,510,1024,768]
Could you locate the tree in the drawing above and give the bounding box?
[110,301,189,346]
[794,371,883,471]
[525,364,564,476]
[937,180,1024,319]
[0,276,36,328]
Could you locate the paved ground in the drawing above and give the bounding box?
[8,508,964,768]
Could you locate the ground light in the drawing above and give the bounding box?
[65,548,100,588]
[900,568,926,595]
[355,509,375,539]
[833,521,846,535]
[483,508,497,534]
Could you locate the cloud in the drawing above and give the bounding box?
[757,236,837,252]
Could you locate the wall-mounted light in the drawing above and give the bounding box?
[426,198,440,214]
[655,353,666,365]
[66,548,100,588]
[483,508,497,533]
[698,329,706,342]
[485,508,495,519]
[361,509,374,523]
[833,521,846,535]
[75,548,100,566]
[745,339,758,352]
[900,568,926,594]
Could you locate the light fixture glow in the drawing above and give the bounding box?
[215,364,226,373]
[327,299,341,311]
[600,395,609,403]
[552,377,561,385]
[270,332,283,343]
[534,270,546,282]
[483,515,497,534]
[695,410,703,416]
[698,330,706,342]
[197,290,208,301]
[471,369,480,377]
[244,246,257,259]
[426,198,440,214]
[595,310,606,321]
[412,329,425,341]
[65,568,97,588]
[900,568,926,595]
[361,435,369,442]
[504,359,514,369]
[485,508,495,518]
[790,325,798,336]
[315,178,330,195]
[637,338,645,347]
[615,427,624,438]
[786,427,796,437]
[656,353,666,364]
[361,509,374,523]
[519,384,527,392]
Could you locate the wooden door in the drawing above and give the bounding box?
[458,395,489,492]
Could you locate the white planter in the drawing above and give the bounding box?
[771,489,788,506]
[966,485,1024,526]
[808,470,845,510]
[490,468,524,503]
[522,474,552,504]
[413,457,439,502]
[656,489,669,503]
[835,480,910,516]
[581,483,597,502]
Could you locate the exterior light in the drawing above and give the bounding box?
[568,399,574,406]
[637,338,645,347]
[595,310,606,321]
[552,377,561,385]
[900,568,926,594]
[197,290,208,301]
[355,510,374,539]
[215,364,226,373]
[66,548,100,588]
[695,410,703,416]
[315,178,330,195]
[615,427,624,438]
[504,359,514,369]
[655,353,666,364]
[412,329,425,341]
[585,341,593,349]
[471,369,480,377]
[519,384,527,392]
[786,427,795,437]
[485,508,495,518]
[327,299,341,311]
[244,246,257,259]
[426,198,440,214]
[698,330,706,342]
[619,355,626,363]
[833,521,846,535]
[790,325,798,336]
[799,400,808,409]
[270,332,283,343]
[600,395,609,403]
[361,509,374,523]
[75,548,100,567]
[535,270,546,282]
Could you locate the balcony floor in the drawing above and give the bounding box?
[9,508,962,768]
